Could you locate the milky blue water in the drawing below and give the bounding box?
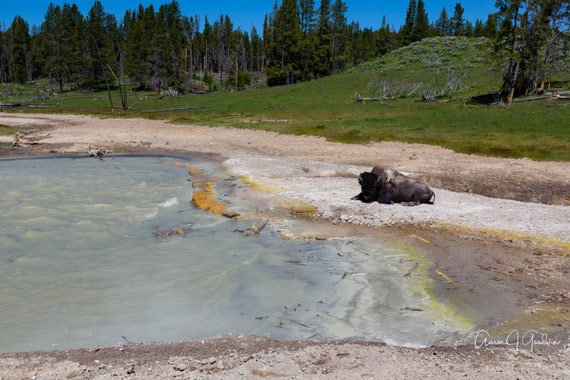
[0,156,464,352]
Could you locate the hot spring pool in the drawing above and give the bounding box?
[0,156,470,352]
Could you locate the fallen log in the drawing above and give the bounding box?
[355,93,385,103]
[0,103,51,111]
[416,95,436,102]
[0,103,24,108]
[0,103,32,111]
[9,133,41,147]
[142,106,206,112]
[512,92,570,103]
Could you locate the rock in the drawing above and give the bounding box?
[173,362,187,372]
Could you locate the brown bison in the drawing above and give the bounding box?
[352,166,435,206]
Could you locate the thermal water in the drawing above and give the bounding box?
[0,156,468,352]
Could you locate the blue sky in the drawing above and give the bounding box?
[1,1,498,31]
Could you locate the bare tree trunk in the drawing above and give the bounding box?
[506,59,520,105]
[235,54,238,90]
[106,64,128,110]
[106,81,113,110]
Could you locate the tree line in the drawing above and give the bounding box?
[0,0,568,104]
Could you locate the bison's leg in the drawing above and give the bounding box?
[409,187,435,205]
[351,193,363,201]
[377,191,393,204]
[401,190,431,206]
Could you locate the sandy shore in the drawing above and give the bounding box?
[1,113,569,379]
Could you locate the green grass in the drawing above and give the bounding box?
[0,124,17,147]
[0,125,17,134]
[2,37,569,161]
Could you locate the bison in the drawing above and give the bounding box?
[352,166,435,205]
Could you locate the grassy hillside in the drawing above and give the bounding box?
[2,37,569,161]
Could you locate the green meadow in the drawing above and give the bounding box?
[2,37,569,161]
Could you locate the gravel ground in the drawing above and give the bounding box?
[222,155,570,242]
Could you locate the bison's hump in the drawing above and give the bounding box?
[371,166,405,183]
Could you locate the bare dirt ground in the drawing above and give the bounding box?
[1,113,569,379]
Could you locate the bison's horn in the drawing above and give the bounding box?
[358,174,363,184]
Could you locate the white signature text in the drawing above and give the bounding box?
[474,330,561,353]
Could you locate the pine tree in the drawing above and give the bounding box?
[401,0,430,44]
[34,3,87,90]
[464,20,475,36]
[413,0,430,41]
[451,3,465,36]
[249,26,264,72]
[266,0,302,85]
[314,0,332,77]
[39,4,66,91]
[201,16,213,79]
[187,14,202,77]
[435,8,452,36]
[483,14,499,38]
[298,0,317,80]
[60,4,86,89]
[376,16,395,55]
[473,19,483,36]
[401,0,417,45]
[0,29,4,83]
[213,15,235,88]
[124,5,155,89]
[331,0,348,73]
[8,16,32,83]
[262,13,273,76]
[86,1,115,88]
[157,1,185,88]
[299,0,316,36]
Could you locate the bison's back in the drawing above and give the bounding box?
[370,166,402,182]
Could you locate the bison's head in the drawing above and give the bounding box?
[357,171,381,203]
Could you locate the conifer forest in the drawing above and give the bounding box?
[1,0,568,104]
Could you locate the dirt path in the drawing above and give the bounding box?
[1,113,569,379]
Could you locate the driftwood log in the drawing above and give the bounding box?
[142,106,206,113]
[9,133,44,147]
[0,103,48,111]
[512,92,570,103]
[355,93,384,103]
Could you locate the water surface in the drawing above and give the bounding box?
[0,156,468,352]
